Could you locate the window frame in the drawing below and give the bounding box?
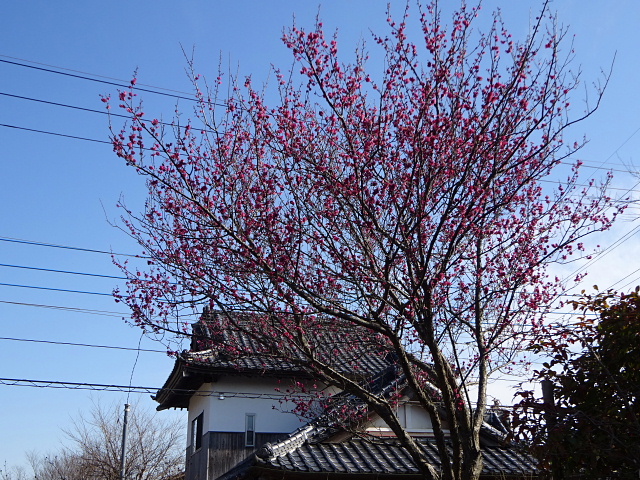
[245,413,256,447]
[191,412,204,453]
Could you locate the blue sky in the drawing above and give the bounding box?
[1,0,639,472]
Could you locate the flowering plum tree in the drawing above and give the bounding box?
[108,2,618,479]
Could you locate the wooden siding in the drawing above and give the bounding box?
[186,431,289,480]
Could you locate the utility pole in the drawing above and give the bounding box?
[120,403,130,480]
[541,380,562,480]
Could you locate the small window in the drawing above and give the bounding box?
[245,414,256,447]
[191,413,203,452]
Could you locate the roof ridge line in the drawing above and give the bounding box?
[256,424,319,460]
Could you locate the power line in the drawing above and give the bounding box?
[565,161,637,174]
[0,282,112,296]
[0,91,124,118]
[0,236,143,257]
[538,177,640,194]
[2,54,639,172]
[602,124,640,167]
[1,89,638,195]
[0,336,166,353]
[564,223,640,282]
[0,299,126,317]
[0,262,178,290]
[0,58,202,103]
[2,55,639,181]
[0,91,184,130]
[0,377,313,400]
[0,54,195,96]
[0,57,227,108]
[3,118,638,196]
[0,377,158,394]
[0,122,111,144]
[609,266,640,292]
[127,331,145,403]
[0,263,127,280]
[2,90,640,185]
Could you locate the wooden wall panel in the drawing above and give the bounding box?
[186,431,288,480]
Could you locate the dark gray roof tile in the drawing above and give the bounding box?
[261,439,537,477]
[155,312,393,409]
[186,312,391,378]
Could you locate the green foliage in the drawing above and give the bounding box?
[518,288,640,478]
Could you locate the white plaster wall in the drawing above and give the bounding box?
[188,377,335,435]
[186,377,446,444]
[405,404,433,429]
[365,402,445,436]
[187,383,213,447]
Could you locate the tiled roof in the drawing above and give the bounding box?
[180,349,309,375]
[255,438,538,477]
[180,312,389,378]
[185,311,391,378]
[212,384,536,480]
[154,311,393,409]
[216,412,536,480]
[238,398,536,478]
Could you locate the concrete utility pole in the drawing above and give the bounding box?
[120,403,131,480]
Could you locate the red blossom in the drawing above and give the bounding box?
[107,3,620,480]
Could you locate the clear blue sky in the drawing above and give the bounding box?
[1,0,639,472]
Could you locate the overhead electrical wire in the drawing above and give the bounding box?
[0,299,126,317]
[2,115,638,197]
[0,262,127,280]
[1,229,637,303]
[0,377,314,400]
[0,282,113,296]
[0,336,166,354]
[0,91,190,131]
[609,265,640,291]
[8,91,637,173]
[0,57,227,110]
[0,54,195,96]
[2,52,639,179]
[2,53,639,169]
[0,377,159,394]
[564,219,640,281]
[1,231,638,310]
[0,58,206,103]
[0,236,144,258]
[6,92,639,178]
[0,261,177,290]
[126,331,145,403]
[2,57,640,195]
[1,91,124,118]
[1,55,640,177]
[0,122,111,144]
